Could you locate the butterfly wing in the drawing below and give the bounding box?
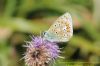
[44,12,73,42]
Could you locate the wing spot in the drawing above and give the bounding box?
[65,23,69,26]
[66,26,70,29]
[67,29,70,32]
[63,28,66,31]
[55,25,57,27]
[59,24,60,26]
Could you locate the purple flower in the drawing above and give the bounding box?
[23,36,60,66]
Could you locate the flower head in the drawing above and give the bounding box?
[23,36,60,66]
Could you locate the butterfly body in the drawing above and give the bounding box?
[43,13,73,42]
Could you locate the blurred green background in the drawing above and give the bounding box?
[0,0,100,66]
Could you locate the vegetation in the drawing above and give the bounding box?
[0,0,100,66]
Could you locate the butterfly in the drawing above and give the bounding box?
[43,12,73,42]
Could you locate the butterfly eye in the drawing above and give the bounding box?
[43,31,46,35]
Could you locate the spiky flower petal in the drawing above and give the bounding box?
[23,36,60,66]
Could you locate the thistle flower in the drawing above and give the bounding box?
[23,36,60,66]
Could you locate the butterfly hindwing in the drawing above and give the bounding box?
[44,12,73,42]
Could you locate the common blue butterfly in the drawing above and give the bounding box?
[43,12,73,42]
